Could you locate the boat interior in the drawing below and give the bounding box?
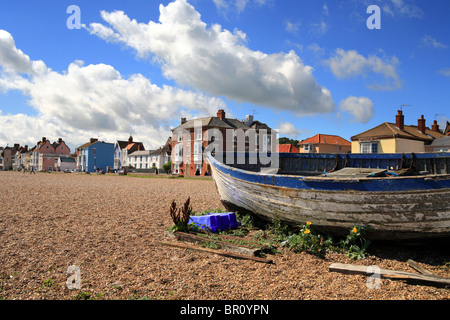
[212,152,450,177]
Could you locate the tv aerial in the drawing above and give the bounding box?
[400,104,411,111]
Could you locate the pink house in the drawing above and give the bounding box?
[31,137,71,171]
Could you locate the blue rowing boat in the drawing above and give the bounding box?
[206,152,450,241]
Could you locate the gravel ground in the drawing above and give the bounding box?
[0,171,449,301]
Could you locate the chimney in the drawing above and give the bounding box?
[396,110,404,131]
[217,109,226,120]
[418,115,426,134]
[244,115,254,126]
[90,138,98,144]
[180,118,187,125]
[42,137,47,143]
[128,135,133,144]
[432,120,440,133]
[58,138,63,143]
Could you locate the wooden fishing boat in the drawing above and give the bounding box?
[205,152,450,241]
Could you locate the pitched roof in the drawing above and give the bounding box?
[277,144,299,153]
[300,134,351,146]
[128,150,155,156]
[351,122,443,142]
[116,140,129,149]
[431,136,450,147]
[172,116,254,131]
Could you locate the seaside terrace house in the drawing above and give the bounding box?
[29,137,71,171]
[76,138,114,172]
[350,110,444,154]
[171,109,274,176]
[128,138,172,170]
[12,145,29,170]
[113,135,145,170]
[0,146,15,171]
[298,134,351,154]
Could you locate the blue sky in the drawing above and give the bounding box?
[0,0,449,151]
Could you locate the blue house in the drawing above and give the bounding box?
[77,138,114,172]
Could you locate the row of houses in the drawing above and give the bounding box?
[1,109,449,174]
[277,110,450,155]
[0,135,172,173]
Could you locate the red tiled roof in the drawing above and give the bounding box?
[299,134,351,146]
[277,144,299,153]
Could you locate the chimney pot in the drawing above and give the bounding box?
[418,115,426,134]
[396,110,404,131]
[181,118,187,125]
[217,109,226,120]
[432,120,440,133]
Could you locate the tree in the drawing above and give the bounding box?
[278,137,300,147]
[162,161,172,172]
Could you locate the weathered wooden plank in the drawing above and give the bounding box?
[159,241,273,264]
[165,231,263,256]
[329,263,450,288]
[406,259,435,276]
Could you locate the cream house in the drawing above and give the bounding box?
[351,111,444,153]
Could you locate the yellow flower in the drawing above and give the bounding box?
[306,221,312,226]
[304,229,311,234]
[352,227,358,233]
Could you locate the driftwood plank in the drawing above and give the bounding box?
[159,241,273,264]
[406,259,435,276]
[329,263,450,288]
[165,231,264,256]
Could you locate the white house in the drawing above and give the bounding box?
[128,138,171,170]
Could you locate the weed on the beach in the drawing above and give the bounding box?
[168,197,193,232]
[43,278,54,288]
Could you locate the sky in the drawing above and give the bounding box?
[0,0,449,151]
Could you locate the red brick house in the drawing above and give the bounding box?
[29,137,71,171]
[171,110,274,176]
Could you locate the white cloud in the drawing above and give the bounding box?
[213,0,273,14]
[87,0,335,116]
[0,30,48,75]
[325,48,402,91]
[0,29,226,149]
[310,20,328,36]
[284,20,301,35]
[384,0,424,19]
[437,68,450,77]
[278,121,302,139]
[339,96,374,124]
[421,35,447,49]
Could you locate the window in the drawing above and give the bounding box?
[195,164,202,175]
[194,142,202,154]
[304,144,313,152]
[196,128,202,140]
[174,163,180,174]
[361,142,378,154]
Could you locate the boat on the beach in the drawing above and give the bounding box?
[205,152,450,241]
